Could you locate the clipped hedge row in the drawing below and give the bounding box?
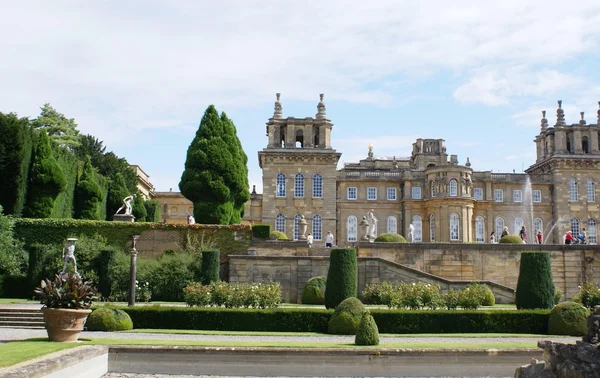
[119,306,551,334]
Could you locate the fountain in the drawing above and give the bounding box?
[523,176,535,244]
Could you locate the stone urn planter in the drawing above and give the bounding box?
[42,308,92,342]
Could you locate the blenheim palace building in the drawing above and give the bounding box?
[242,95,600,245]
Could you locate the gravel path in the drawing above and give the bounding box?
[0,327,579,345]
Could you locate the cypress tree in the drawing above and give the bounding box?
[23,132,66,218]
[515,252,555,309]
[107,173,130,216]
[0,113,32,216]
[200,249,221,285]
[144,199,162,222]
[132,192,147,221]
[325,248,358,309]
[74,156,103,219]
[179,105,249,224]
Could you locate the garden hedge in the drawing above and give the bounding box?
[516,252,555,309]
[118,306,551,334]
[252,224,271,239]
[200,249,220,285]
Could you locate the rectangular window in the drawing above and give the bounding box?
[387,188,397,201]
[347,187,357,200]
[494,189,503,202]
[367,187,377,200]
[411,187,421,200]
[513,190,522,203]
[533,190,541,203]
[474,188,483,200]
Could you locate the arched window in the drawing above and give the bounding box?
[279,125,286,147]
[347,216,357,242]
[313,126,320,147]
[571,218,580,238]
[275,214,286,233]
[495,217,505,239]
[293,215,301,241]
[412,215,422,242]
[429,214,435,242]
[582,136,589,153]
[276,173,286,197]
[449,179,458,197]
[312,215,322,241]
[514,218,524,234]
[387,216,397,234]
[587,179,596,202]
[295,129,304,148]
[589,219,597,244]
[475,216,485,243]
[312,174,323,198]
[449,213,460,241]
[294,173,304,198]
[430,181,436,198]
[569,178,578,202]
[534,218,543,237]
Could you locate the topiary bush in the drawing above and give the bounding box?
[301,276,326,305]
[252,224,271,239]
[499,234,523,244]
[516,252,555,309]
[547,301,589,336]
[374,233,407,243]
[355,310,379,345]
[86,307,133,331]
[328,297,365,335]
[466,283,495,306]
[325,248,357,309]
[199,249,220,285]
[270,231,289,240]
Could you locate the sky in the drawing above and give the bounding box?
[2,1,600,193]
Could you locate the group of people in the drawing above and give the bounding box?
[489,226,543,244]
[306,231,335,248]
[564,228,587,245]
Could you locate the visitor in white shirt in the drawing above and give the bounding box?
[307,233,313,248]
[325,231,334,248]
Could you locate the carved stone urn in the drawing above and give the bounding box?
[359,216,370,241]
[298,215,308,240]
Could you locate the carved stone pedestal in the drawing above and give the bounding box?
[113,214,135,222]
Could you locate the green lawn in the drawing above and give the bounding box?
[0,298,37,304]
[0,340,79,368]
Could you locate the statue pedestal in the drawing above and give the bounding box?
[113,214,135,222]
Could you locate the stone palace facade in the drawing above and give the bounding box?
[243,96,600,245]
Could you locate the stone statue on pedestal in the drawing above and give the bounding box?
[409,224,415,242]
[367,210,378,238]
[116,194,136,215]
[61,238,78,275]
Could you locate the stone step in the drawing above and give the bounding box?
[0,319,45,328]
[0,316,43,322]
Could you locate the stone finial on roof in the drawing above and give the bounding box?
[555,100,566,126]
[597,101,600,125]
[316,93,326,119]
[273,93,283,119]
[465,157,471,167]
[541,110,548,132]
[367,144,374,159]
[579,112,586,125]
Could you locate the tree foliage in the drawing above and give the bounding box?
[31,104,80,149]
[0,113,33,216]
[144,199,162,223]
[107,173,131,216]
[325,248,358,309]
[0,205,28,276]
[132,192,147,222]
[23,132,66,218]
[75,156,104,220]
[516,252,555,309]
[179,105,250,224]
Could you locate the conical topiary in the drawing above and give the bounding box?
[515,252,555,309]
[355,310,379,345]
[325,248,357,309]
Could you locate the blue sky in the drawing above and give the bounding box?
[2,1,600,193]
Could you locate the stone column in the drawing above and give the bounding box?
[574,130,583,153]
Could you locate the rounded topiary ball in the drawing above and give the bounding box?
[499,234,524,244]
[548,301,590,336]
[270,231,289,241]
[86,307,133,331]
[374,233,407,243]
[328,297,365,335]
[302,276,326,305]
[355,310,379,346]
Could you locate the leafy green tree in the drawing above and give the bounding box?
[179,105,249,224]
[0,205,28,276]
[0,113,33,216]
[23,132,66,218]
[144,199,161,222]
[31,104,80,149]
[107,173,130,216]
[74,134,106,166]
[132,192,147,221]
[74,156,104,219]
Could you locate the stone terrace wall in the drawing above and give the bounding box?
[238,241,599,303]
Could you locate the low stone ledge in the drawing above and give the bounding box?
[0,345,108,378]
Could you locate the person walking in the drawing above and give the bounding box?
[519,226,527,243]
[501,226,509,238]
[307,233,313,248]
[489,231,496,244]
[536,230,543,244]
[325,231,334,248]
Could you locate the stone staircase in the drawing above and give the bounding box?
[0,308,45,329]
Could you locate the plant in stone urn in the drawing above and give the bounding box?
[34,273,97,342]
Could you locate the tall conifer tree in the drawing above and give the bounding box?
[74,156,103,220]
[0,113,32,215]
[32,104,80,149]
[179,105,249,224]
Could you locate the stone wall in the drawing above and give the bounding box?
[232,241,599,303]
